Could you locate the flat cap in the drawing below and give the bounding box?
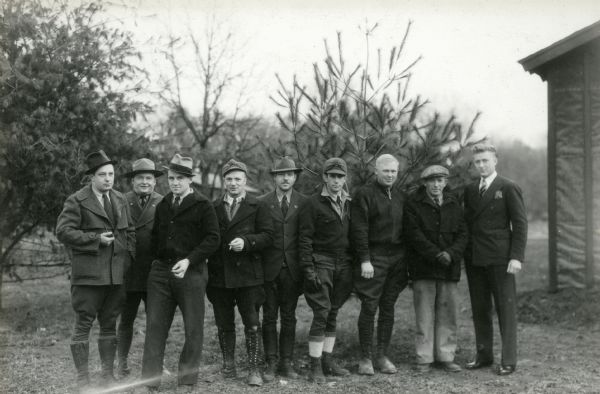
[420,165,449,180]
[323,157,347,175]
[222,159,248,177]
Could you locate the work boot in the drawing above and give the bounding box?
[375,354,397,374]
[263,358,277,382]
[98,337,118,386]
[358,357,375,375]
[322,352,350,376]
[218,330,237,378]
[117,329,133,378]
[245,329,263,386]
[70,342,90,391]
[308,356,326,383]
[375,327,397,374]
[278,358,299,379]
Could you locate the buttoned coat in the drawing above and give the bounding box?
[208,195,274,289]
[258,190,307,282]
[464,175,528,266]
[56,185,135,286]
[124,191,163,291]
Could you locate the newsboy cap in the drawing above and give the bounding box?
[124,158,163,178]
[85,150,117,175]
[420,165,449,180]
[163,154,194,177]
[222,159,248,177]
[323,158,347,175]
[271,156,302,174]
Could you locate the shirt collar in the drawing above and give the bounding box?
[480,171,497,187]
[224,190,246,205]
[91,185,109,202]
[320,185,351,203]
[173,188,193,202]
[276,188,293,203]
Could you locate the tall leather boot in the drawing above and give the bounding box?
[262,323,278,382]
[278,328,298,379]
[375,321,397,374]
[98,337,118,386]
[70,342,90,390]
[218,330,237,378]
[358,319,375,375]
[117,328,133,378]
[245,329,263,386]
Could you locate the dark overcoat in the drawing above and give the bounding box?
[124,191,163,291]
[208,195,274,289]
[56,185,135,286]
[258,190,307,282]
[403,187,468,281]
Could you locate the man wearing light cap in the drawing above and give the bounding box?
[351,154,408,375]
[299,157,354,382]
[403,164,468,373]
[141,153,220,390]
[117,158,163,378]
[207,159,274,386]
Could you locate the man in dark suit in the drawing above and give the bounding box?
[140,154,220,391]
[56,150,135,390]
[464,143,528,376]
[207,159,274,387]
[258,156,307,381]
[116,158,163,378]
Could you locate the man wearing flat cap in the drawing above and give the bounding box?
[351,154,409,376]
[56,150,136,390]
[116,158,163,378]
[140,154,220,390]
[298,157,354,382]
[403,164,468,373]
[207,159,274,386]
[258,156,307,381]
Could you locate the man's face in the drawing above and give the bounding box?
[167,170,192,196]
[132,173,156,195]
[90,164,114,193]
[322,172,346,195]
[375,160,399,187]
[425,176,447,197]
[473,151,498,178]
[274,171,297,193]
[224,170,247,198]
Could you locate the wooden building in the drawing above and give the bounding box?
[519,20,600,290]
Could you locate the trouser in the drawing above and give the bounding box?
[141,262,208,387]
[117,291,146,363]
[304,253,353,340]
[71,284,125,342]
[465,263,517,367]
[262,267,303,361]
[354,252,408,358]
[413,279,458,364]
[206,285,265,331]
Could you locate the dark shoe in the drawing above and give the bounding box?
[263,358,277,382]
[308,356,326,383]
[441,361,462,372]
[218,330,237,378]
[465,357,493,370]
[374,354,397,374]
[497,365,515,376]
[98,337,118,386]
[70,342,90,389]
[245,329,263,386]
[278,358,299,379]
[414,363,432,373]
[321,352,350,376]
[357,358,374,375]
[117,329,133,379]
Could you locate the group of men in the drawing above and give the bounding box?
[56,143,527,392]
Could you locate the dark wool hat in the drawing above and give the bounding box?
[323,157,347,175]
[85,150,117,175]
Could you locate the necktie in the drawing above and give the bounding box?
[139,194,148,207]
[436,196,442,206]
[281,195,289,217]
[336,196,343,215]
[229,198,237,219]
[172,196,181,211]
[102,193,115,224]
[386,188,392,200]
[479,180,487,197]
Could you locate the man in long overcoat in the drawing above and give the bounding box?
[258,156,307,381]
[116,158,163,377]
[56,150,135,390]
[464,143,528,376]
[207,159,274,386]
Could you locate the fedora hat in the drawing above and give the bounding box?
[270,156,302,174]
[124,158,163,178]
[85,150,117,175]
[163,154,194,177]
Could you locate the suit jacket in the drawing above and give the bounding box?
[56,185,135,286]
[124,190,163,291]
[208,194,274,289]
[464,175,528,266]
[258,189,307,282]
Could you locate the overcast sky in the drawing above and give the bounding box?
[121,0,600,148]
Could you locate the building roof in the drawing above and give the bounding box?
[519,19,600,77]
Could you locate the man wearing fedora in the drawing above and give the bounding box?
[299,157,354,383]
[351,154,409,376]
[404,165,468,373]
[207,159,274,386]
[258,156,307,381]
[140,154,220,390]
[116,158,163,378]
[56,150,136,390]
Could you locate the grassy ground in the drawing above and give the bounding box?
[1,235,600,393]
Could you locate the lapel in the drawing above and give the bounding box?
[79,185,110,223]
[472,176,503,219]
[228,196,256,229]
[286,190,301,219]
[266,192,284,222]
[171,192,197,219]
[109,190,124,226]
[138,192,162,227]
